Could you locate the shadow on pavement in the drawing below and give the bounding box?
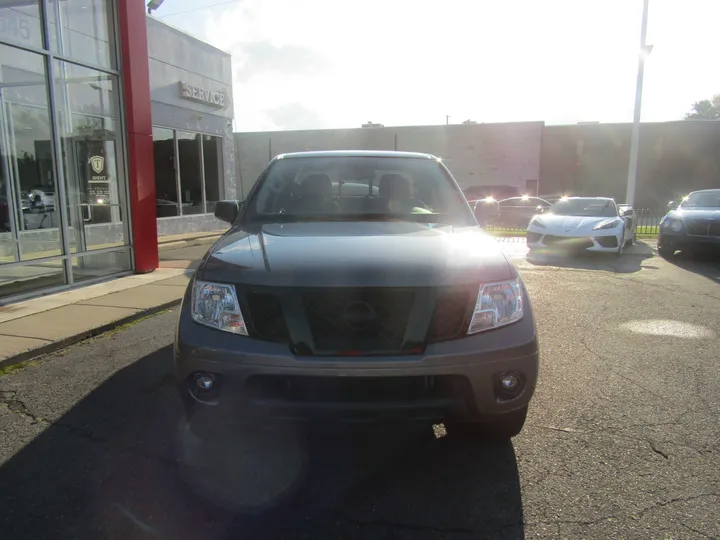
[0,346,524,540]
[661,250,720,283]
[526,242,654,273]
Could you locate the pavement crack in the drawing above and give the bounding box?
[681,522,717,539]
[649,440,669,459]
[580,339,671,405]
[0,393,49,425]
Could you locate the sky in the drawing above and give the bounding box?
[152,0,720,132]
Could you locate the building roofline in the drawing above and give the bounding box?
[146,14,231,56]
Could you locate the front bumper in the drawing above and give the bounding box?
[174,286,539,429]
[659,230,720,252]
[526,228,622,252]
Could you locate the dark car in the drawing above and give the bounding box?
[658,189,720,258]
[496,196,552,229]
[174,151,539,440]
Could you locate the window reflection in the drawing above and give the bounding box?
[47,0,115,69]
[153,127,178,217]
[0,44,63,261]
[203,135,223,213]
[53,60,124,251]
[152,127,224,218]
[177,131,203,215]
[0,1,44,50]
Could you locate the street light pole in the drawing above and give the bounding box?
[625,0,650,207]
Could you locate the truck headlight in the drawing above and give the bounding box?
[662,218,683,232]
[468,279,523,335]
[191,280,248,335]
[593,218,622,230]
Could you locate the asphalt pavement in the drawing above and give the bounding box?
[0,241,719,539]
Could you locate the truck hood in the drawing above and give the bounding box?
[668,208,720,220]
[199,221,516,288]
[536,214,620,234]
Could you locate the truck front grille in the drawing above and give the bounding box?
[428,286,475,343]
[303,288,414,355]
[246,291,289,343]
[686,219,720,237]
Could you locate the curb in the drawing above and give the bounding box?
[0,298,183,372]
[158,234,222,253]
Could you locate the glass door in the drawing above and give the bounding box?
[0,44,67,299]
[53,60,130,283]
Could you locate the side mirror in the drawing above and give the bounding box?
[667,201,678,210]
[474,199,500,225]
[621,208,633,217]
[214,200,242,224]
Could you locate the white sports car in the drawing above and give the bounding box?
[526,197,634,254]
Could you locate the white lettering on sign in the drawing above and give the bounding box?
[180,81,226,108]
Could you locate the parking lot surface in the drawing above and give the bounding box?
[1,241,719,539]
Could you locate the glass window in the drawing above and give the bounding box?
[47,0,115,69]
[53,60,126,253]
[202,135,223,212]
[0,1,44,50]
[72,248,131,283]
[152,127,178,217]
[0,44,63,263]
[177,131,203,215]
[246,156,474,225]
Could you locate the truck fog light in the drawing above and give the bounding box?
[195,373,215,391]
[500,373,520,392]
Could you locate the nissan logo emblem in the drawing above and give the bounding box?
[343,301,377,329]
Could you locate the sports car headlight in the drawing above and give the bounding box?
[191,280,248,335]
[662,218,683,232]
[468,279,523,335]
[593,218,622,231]
[529,217,546,229]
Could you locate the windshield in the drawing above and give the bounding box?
[244,156,474,225]
[680,191,720,208]
[548,198,618,217]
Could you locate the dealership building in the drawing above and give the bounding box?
[0,0,236,302]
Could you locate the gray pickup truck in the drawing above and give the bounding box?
[174,151,539,439]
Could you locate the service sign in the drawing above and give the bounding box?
[179,81,226,108]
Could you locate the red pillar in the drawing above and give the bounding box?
[118,0,159,273]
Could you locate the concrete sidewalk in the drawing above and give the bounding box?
[0,231,225,367]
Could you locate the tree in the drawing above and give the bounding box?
[685,94,720,120]
[462,119,477,124]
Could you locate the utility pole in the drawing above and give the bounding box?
[446,115,450,125]
[625,0,651,206]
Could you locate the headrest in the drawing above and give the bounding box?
[300,174,333,198]
[378,174,411,200]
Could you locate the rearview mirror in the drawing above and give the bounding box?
[473,199,500,225]
[214,200,242,224]
[667,201,678,210]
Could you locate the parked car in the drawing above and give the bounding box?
[175,151,539,440]
[658,189,720,258]
[527,196,634,254]
[463,185,520,202]
[496,196,551,229]
[617,204,637,242]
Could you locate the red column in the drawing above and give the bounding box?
[118,0,159,273]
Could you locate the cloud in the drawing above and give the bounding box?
[199,0,720,131]
[264,102,327,130]
[231,41,328,83]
